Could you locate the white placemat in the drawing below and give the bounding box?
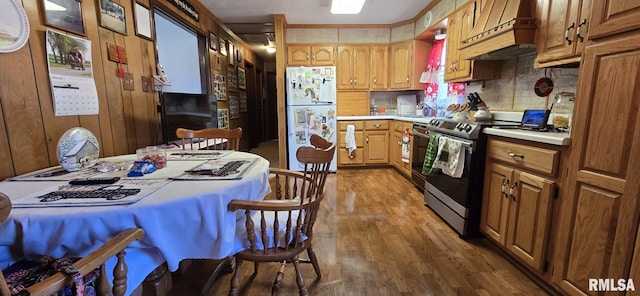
[11,179,169,207]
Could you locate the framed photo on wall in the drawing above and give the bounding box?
[219,39,227,56]
[218,108,229,129]
[228,42,235,65]
[41,0,85,36]
[133,1,153,40]
[209,32,217,51]
[98,0,127,35]
[236,48,242,63]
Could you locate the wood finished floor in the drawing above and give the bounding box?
[168,168,550,296]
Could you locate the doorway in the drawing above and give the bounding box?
[245,63,259,149]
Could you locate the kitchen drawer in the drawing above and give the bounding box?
[487,139,560,176]
[393,121,413,133]
[338,131,364,147]
[364,120,389,130]
[392,121,414,133]
[338,148,364,165]
[338,121,364,131]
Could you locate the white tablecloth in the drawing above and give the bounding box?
[0,151,271,295]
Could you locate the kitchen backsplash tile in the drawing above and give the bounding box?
[467,53,579,111]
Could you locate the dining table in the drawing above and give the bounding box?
[0,150,271,295]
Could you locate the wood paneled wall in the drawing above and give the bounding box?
[0,0,262,180]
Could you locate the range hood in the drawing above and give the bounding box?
[459,0,537,60]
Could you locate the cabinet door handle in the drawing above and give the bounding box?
[374,124,381,128]
[509,182,518,201]
[366,136,369,143]
[576,19,587,42]
[350,78,353,85]
[353,78,357,85]
[373,77,377,85]
[501,179,510,197]
[565,22,575,45]
[406,76,410,83]
[306,53,310,61]
[311,53,315,61]
[508,152,524,159]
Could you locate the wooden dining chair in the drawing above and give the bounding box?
[228,141,336,296]
[176,127,242,151]
[309,133,332,150]
[0,193,145,296]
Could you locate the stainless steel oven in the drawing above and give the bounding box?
[411,119,488,238]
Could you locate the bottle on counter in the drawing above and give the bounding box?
[370,105,379,115]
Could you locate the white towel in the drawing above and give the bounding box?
[345,125,357,155]
[431,137,466,178]
[401,132,410,163]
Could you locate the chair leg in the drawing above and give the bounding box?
[292,256,308,296]
[271,260,287,296]
[306,246,322,279]
[254,261,259,276]
[229,258,243,296]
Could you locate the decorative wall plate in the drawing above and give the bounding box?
[57,127,100,172]
[0,0,30,53]
[423,11,432,28]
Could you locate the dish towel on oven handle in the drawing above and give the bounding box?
[422,134,440,175]
[345,124,357,158]
[431,136,466,178]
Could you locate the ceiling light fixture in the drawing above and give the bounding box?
[265,35,276,54]
[266,45,276,54]
[331,0,365,14]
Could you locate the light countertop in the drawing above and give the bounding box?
[483,127,571,146]
[336,115,571,146]
[337,115,433,124]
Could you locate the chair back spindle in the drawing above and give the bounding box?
[176,127,242,151]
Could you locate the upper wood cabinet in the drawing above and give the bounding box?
[336,91,369,116]
[536,0,593,67]
[337,46,370,90]
[287,45,335,66]
[444,1,500,82]
[389,40,429,89]
[588,0,640,39]
[552,30,640,296]
[370,45,389,90]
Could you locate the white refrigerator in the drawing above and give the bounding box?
[286,66,337,172]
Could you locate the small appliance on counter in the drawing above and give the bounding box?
[397,94,417,115]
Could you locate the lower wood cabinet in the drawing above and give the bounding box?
[364,120,389,164]
[337,121,364,165]
[481,137,559,273]
[390,121,413,176]
[337,120,389,167]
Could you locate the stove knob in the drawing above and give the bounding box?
[465,125,473,132]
